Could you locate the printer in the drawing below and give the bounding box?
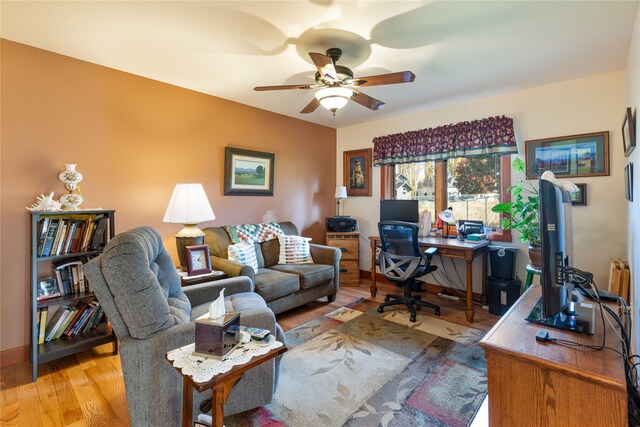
[326,216,358,232]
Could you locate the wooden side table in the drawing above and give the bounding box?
[325,231,360,286]
[167,343,287,427]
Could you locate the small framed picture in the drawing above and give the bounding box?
[622,107,636,157]
[343,148,372,196]
[625,162,634,202]
[37,277,61,301]
[570,183,587,206]
[185,245,213,276]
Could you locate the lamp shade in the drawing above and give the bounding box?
[438,209,456,224]
[163,183,215,225]
[315,87,352,111]
[335,185,347,199]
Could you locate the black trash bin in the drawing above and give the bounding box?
[488,277,522,316]
[488,245,517,280]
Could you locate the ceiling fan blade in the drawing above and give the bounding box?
[350,71,415,87]
[254,83,319,91]
[309,52,338,83]
[350,88,385,111]
[300,97,321,114]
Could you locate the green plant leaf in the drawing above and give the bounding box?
[512,157,525,173]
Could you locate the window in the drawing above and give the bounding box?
[386,155,511,241]
[447,156,501,227]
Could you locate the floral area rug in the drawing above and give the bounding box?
[225,298,487,427]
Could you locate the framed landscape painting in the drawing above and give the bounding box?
[524,131,609,179]
[343,148,372,196]
[224,147,275,196]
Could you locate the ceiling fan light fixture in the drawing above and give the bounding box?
[315,87,353,112]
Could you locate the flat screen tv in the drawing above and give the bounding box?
[380,199,419,223]
[525,179,594,334]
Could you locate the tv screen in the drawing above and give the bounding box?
[539,179,574,318]
[526,178,594,335]
[380,199,419,223]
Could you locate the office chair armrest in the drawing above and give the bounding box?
[423,247,438,263]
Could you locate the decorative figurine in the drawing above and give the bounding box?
[26,192,62,212]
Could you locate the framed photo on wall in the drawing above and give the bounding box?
[570,183,587,206]
[622,107,636,157]
[185,245,213,276]
[224,147,275,196]
[524,131,609,179]
[343,148,372,196]
[625,162,634,202]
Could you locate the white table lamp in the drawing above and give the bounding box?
[438,208,456,238]
[335,185,348,217]
[163,183,215,270]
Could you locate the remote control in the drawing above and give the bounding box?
[241,326,271,340]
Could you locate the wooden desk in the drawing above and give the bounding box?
[167,344,287,427]
[480,285,627,426]
[369,236,489,322]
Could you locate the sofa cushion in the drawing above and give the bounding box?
[277,234,313,264]
[260,239,280,268]
[254,268,300,302]
[228,241,259,273]
[270,263,334,290]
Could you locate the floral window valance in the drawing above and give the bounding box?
[373,115,517,166]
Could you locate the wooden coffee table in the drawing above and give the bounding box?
[166,343,287,427]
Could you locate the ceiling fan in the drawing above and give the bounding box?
[254,47,415,115]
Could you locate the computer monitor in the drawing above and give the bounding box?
[525,178,594,334]
[380,199,419,223]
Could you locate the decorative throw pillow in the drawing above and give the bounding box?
[277,234,313,264]
[228,241,259,273]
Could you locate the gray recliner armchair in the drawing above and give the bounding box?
[84,226,285,427]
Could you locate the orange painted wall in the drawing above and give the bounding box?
[0,40,336,355]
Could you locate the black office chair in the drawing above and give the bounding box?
[377,221,441,322]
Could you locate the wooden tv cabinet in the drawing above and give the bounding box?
[480,284,627,426]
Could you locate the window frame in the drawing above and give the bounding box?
[381,156,512,242]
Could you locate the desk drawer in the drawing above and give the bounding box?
[339,260,360,285]
[328,238,359,261]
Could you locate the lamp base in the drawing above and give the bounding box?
[176,235,205,271]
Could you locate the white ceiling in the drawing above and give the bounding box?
[1,1,638,129]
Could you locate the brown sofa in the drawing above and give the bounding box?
[202,222,341,315]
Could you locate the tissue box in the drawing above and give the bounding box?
[194,312,240,359]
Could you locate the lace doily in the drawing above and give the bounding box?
[167,338,283,384]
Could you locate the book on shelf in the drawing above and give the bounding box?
[52,259,85,296]
[54,308,78,340]
[62,301,87,336]
[40,219,59,257]
[44,306,71,342]
[36,217,50,256]
[85,304,104,332]
[36,214,110,258]
[82,302,101,333]
[38,307,48,344]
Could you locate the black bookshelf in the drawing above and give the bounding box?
[29,209,118,381]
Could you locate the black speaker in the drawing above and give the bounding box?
[488,277,522,316]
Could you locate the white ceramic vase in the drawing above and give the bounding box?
[58,164,83,191]
[59,193,84,210]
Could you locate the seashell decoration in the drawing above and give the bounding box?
[26,192,62,212]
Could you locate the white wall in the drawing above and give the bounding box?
[338,71,628,294]
[626,6,640,352]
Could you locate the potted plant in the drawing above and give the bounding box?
[491,157,541,266]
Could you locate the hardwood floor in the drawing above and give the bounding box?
[1,278,498,426]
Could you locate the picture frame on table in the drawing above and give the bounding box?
[570,183,587,206]
[524,131,609,179]
[343,148,372,196]
[622,107,636,157]
[625,162,634,202]
[224,147,275,196]
[37,277,61,301]
[185,245,213,276]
